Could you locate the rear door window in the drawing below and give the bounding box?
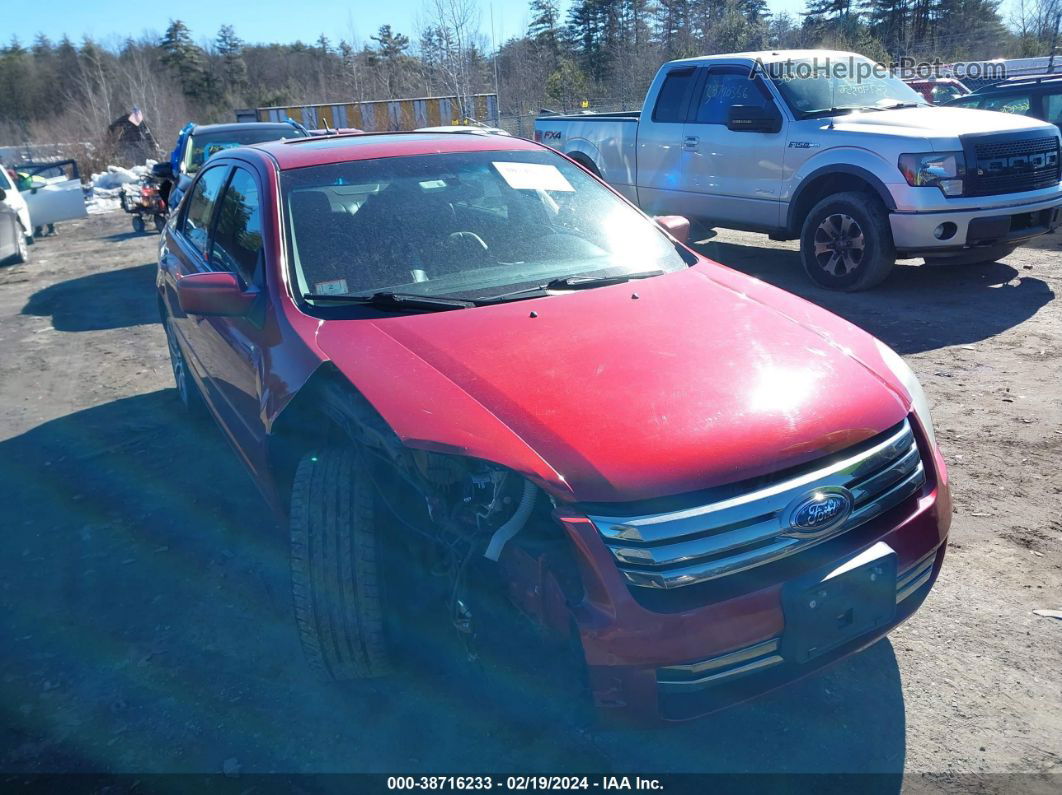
[652,69,696,123]
[1045,92,1062,125]
[211,167,265,285]
[181,165,229,259]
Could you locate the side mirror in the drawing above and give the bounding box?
[0,187,6,202]
[152,162,175,181]
[654,215,690,245]
[726,104,782,134]
[176,272,256,317]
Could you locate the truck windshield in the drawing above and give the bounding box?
[282,149,690,306]
[185,128,306,173]
[765,57,928,118]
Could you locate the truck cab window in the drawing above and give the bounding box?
[652,69,696,123]
[694,71,772,124]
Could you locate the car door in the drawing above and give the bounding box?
[635,66,699,215]
[194,164,270,460]
[21,168,86,228]
[160,162,231,413]
[680,66,786,229]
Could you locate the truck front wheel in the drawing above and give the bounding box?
[289,447,394,680]
[800,192,896,291]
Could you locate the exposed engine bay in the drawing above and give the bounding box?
[318,379,581,661]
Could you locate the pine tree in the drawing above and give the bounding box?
[215,25,248,93]
[161,20,209,100]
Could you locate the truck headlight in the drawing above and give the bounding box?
[898,151,965,196]
[875,341,937,449]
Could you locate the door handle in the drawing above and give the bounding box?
[683,136,700,150]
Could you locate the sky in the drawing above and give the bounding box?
[8,0,837,51]
[8,0,1024,52]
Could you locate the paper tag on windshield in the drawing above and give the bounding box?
[314,278,348,295]
[493,162,574,192]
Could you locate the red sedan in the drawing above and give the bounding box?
[157,131,950,721]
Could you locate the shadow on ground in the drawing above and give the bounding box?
[20,262,158,332]
[692,238,1054,354]
[0,391,906,783]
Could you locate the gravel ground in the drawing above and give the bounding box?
[0,213,1059,791]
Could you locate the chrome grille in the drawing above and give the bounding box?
[588,419,925,590]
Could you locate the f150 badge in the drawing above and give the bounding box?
[788,141,821,149]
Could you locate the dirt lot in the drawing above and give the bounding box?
[0,212,1059,790]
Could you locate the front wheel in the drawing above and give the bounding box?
[289,447,394,680]
[800,192,896,291]
[153,214,166,232]
[132,215,146,234]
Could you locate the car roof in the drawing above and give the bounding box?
[246,131,543,170]
[973,74,1062,92]
[193,122,299,135]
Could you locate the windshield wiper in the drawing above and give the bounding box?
[302,291,475,311]
[545,270,664,289]
[478,270,665,303]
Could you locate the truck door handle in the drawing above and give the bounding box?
[683,136,699,150]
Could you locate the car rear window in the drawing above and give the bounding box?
[185,127,307,172]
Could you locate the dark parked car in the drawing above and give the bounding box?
[153,121,309,211]
[157,132,949,722]
[945,74,1062,130]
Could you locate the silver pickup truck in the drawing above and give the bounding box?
[535,49,1062,290]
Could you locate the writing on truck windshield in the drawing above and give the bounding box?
[282,149,689,307]
[759,57,927,118]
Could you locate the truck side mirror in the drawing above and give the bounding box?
[727,104,782,134]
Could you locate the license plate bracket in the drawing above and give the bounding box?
[781,542,897,664]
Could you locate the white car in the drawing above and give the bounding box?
[0,166,32,245]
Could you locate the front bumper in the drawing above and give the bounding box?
[889,191,1062,253]
[556,442,950,723]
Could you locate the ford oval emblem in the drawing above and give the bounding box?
[785,488,853,537]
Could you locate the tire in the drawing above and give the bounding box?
[923,245,1016,267]
[800,192,896,291]
[153,214,166,232]
[290,447,393,680]
[132,215,146,234]
[163,316,206,416]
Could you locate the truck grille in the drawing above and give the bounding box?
[587,419,925,590]
[964,135,1060,196]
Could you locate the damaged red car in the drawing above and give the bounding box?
[157,132,950,722]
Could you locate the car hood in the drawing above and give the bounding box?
[313,265,910,503]
[831,106,1054,137]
